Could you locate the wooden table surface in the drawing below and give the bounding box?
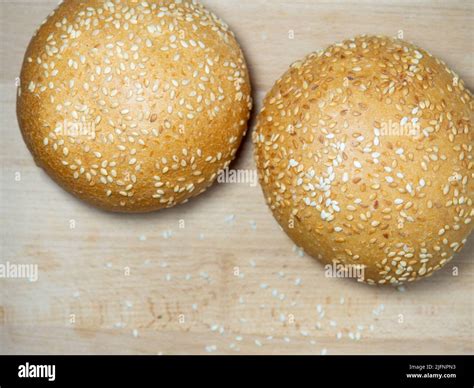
[0,0,473,355]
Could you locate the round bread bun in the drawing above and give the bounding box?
[254,35,473,285]
[17,0,252,213]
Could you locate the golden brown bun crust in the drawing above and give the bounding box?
[254,35,473,285]
[17,0,252,212]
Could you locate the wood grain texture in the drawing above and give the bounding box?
[0,0,473,355]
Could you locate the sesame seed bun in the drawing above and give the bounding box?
[17,0,252,213]
[253,35,473,285]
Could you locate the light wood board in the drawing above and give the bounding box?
[0,0,473,355]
